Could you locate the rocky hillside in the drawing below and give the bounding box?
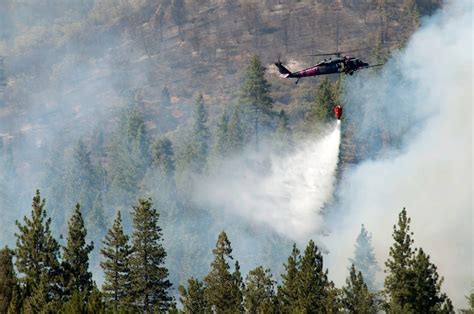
[0,0,435,143]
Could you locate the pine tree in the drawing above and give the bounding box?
[244,266,276,313]
[15,190,62,311]
[179,277,210,313]
[227,108,245,154]
[307,78,334,124]
[86,286,106,314]
[385,208,454,313]
[232,261,244,313]
[349,224,380,291]
[190,93,210,173]
[65,140,98,216]
[151,137,175,179]
[325,281,342,313]
[107,106,150,204]
[384,208,416,312]
[100,210,132,311]
[62,204,94,297]
[278,243,300,312]
[342,264,378,313]
[273,110,291,153]
[239,55,273,150]
[411,248,452,312]
[0,247,16,313]
[214,112,229,158]
[460,290,474,314]
[204,231,243,313]
[41,146,67,232]
[295,240,330,312]
[129,198,172,312]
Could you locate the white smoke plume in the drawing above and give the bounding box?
[195,122,341,243]
[325,0,472,307]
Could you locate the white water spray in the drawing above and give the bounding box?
[196,121,341,243]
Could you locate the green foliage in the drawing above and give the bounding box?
[384,208,416,312]
[214,112,230,159]
[295,240,330,312]
[107,107,150,205]
[62,204,94,297]
[384,208,452,313]
[151,137,175,179]
[15,190,62,311]
[244,266,276,313]
[0,247,16,313]
[65,140,99,216]
[342,264,378,313]
[204,231,243,313]
[191,94,210,173]
[239,55,273,149]
[129,198,172,312]
[307,77,335,124]
[349,224,380,291]
[273,110,292,153]
[179,277,210,313]
[86,287,106,314]
[411,248,452,312]
[100,210,132,312]
[278,243,300,312]
[460,290,474,313]
[227,109,245,154]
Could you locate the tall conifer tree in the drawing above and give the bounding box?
[342,264,378,313]
[204,231,243,313]
[129,198,172,312]
[191,93,210,173]
[385,208,453,312]
[15,190,62,312]
[0,247,16,313]
[214,112,229,158]
[100,210,132,311]
[349,224,380,291]
[62,204,94,297]
[108,106,150,204]
[244,266,276,313]
[227,109,244,154]
[384,208,416,311]
[278,243,300,312]
[239,55,273,150]
[308,78,334,123]
[295,240,330,312]
[179,277,210,313]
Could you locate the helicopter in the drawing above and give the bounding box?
[274,49,383,84]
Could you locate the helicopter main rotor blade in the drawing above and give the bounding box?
[364,63,384,68]
[305,47,369,57]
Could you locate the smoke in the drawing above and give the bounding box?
[325,0,472,307]
[195,122,341,243]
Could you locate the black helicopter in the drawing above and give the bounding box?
[275,49,383,84]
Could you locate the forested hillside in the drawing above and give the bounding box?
[0,0,472,312]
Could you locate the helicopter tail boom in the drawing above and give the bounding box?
[274,62,293,78]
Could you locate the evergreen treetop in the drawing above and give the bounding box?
[100,210,133,311]
[129,198,172,312]
[62,203,94,296]
[349,224,380,291]
[14,190,62,311]
[342,264,378,313]
[204,231,243,313]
